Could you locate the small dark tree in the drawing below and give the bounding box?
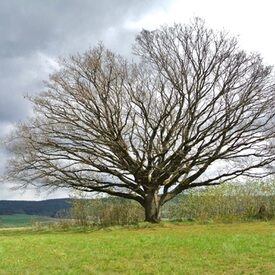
[4,19,275,222]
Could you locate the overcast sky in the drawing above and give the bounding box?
[1,0,275,200]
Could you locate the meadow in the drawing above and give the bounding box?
[0,214,56,227]
[0,221,274,274]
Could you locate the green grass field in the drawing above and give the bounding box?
[0,221,274,274]
[0,214,55,227]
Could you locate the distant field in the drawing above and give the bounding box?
[0,214,55,227]
[0,221,274,274]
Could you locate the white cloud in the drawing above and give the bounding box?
[126,0,275,65]
[0,183,70,200]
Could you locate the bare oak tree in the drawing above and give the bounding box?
[5,19,275,222]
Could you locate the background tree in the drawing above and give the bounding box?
[4,19,275,222]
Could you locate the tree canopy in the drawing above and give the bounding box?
[5,19,275,222]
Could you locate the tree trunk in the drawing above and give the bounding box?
[144,191,161,223]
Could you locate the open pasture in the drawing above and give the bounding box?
[0,222,274,274]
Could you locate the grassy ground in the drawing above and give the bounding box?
[0,214,55,227]
[0,221,274,274]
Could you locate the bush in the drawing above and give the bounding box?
[70,194,144,227]
[165,180,275,222]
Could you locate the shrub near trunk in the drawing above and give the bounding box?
[70,196,144,227]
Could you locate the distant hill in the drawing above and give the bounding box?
[0,198,71,217]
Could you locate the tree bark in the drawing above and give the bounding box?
[144,191,161,223]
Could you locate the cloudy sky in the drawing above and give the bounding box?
[1,0,275,200]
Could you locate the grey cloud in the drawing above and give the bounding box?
[0,0,167,124]
[0,0,164,58]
